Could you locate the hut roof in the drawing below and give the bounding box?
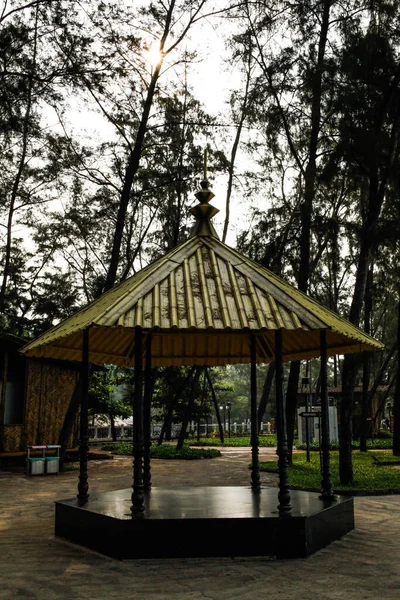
[21,179,383,367]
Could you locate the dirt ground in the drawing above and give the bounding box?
[1,447,400,600]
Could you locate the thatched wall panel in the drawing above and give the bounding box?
[24,361,42,446]
[2,425,22,452]
[24,360,79,447]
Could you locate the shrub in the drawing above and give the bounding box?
[102,442,221,459]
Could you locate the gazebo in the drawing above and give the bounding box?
[21,177,383,559]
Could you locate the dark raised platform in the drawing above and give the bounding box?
[55,486,354,560]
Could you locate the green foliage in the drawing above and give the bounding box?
[89,367,132,424]
[190,435,278,447]
[103,441,132,454]
[259,451,400,493]
[151,444,221,460]
[103,442,221,460]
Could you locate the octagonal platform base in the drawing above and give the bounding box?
[55,486,354,560]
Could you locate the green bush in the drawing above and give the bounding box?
[102,441,132,454]
[102,442,221,459]
[151,445,221,460]
[190,435,278,447]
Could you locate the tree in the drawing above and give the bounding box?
[233,0,335,460]
[332,8,400,482]
[88,367,132,441]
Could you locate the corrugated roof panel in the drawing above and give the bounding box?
[189,253,206,327]
[216,257,238,328]
[237,273,258,329]
[175,265,189,329]
[21,226,383,366]
[182,259,196,327]
[153,284,161,328]
[209,248,231,328]
[202,250,224,329]
[143,292,153,329]
[160,277,170,328]
[196,247,213,328]
[227,263,249,328]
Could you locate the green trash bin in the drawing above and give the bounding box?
[27,446,47,476]
[46,445,61,474]
[28,458,46,475]
[46,456,60,474]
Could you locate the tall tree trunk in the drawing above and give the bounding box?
[340,75,400,481]
[285,0,331,460]
[0,4,39,310]
[257,362,275,430]
[103,0,206,291]
[360,267,373,451]
[222,44,252,243]
[58,370,92,467]
[205,369,224,443]
[110,415,117,442]
[393,302,400,455]
[158,366,196,445]
[340,182,387,482]
[372,369,397,429]
[285,361,301,464]
[103,65,164,292]
[177,367,201,450]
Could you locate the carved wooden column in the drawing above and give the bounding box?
[320,329,335,500]
[275,329,292,514]
[143,334,152,491]
[250,335,261,491]
[131,326,145,515]
[77,327,90,503]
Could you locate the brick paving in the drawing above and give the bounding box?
[1,447,400,599]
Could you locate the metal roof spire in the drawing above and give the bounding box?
[189,147,220,238]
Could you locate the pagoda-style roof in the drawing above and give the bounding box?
[21,180,383,366]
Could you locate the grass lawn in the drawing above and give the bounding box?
[259,451,400,493]
[190,435,393,450]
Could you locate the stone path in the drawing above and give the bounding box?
[1,448,400,599]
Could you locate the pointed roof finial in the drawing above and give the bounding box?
[189,146,219,238]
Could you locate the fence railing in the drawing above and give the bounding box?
[88,421,275,442]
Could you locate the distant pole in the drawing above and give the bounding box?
[250,336,260,491]
[320,329,334,500]
[275,329,292,514]
[77,327,90,503]
[131,326,145,515]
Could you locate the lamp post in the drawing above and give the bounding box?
[387,402,392,432]
[219,404,225,433]
[226,402,232,439]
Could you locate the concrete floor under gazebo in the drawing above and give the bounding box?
[55,484,354,560]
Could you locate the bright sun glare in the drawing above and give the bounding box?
[144,43,163,69]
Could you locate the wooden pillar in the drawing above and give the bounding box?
[250,336,260,491]
[131,326,145,515]
[77,327,90,503]
[320,329,335,500]
[143,334,152,491]
[275,329,292,514]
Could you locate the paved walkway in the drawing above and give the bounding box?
[1,448,400,599]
